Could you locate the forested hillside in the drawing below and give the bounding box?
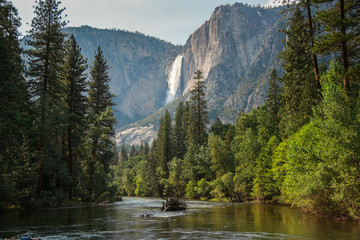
[1,0,360,222]
[114,0,360,221]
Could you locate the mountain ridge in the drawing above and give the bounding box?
[63,25,183,128]
[114,3,285,146]
[22,3,286,146]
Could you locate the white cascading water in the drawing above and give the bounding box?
[165,55,183,104]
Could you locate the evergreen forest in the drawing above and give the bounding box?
[1,0,117,207]
[1,0,360,222]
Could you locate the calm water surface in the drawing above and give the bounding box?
[0,197,359,239]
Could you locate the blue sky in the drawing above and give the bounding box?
[12,0,276,44]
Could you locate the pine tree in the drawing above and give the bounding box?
[139,141,149,160]
[266,69,281,118]
[155,110,173,181]
[209,117,230,138]
[27,0,67,100]
[315,0,360,93]
[279,6,320,136]
[146,140,158,196]
[119,144,128,163]
[0,0,32,207]
[87,46,116,200]
[187,70,209,146]
[129,144,137,157]
[62,35,88,199]
[26,0,68,196]
[303,0,321,90]
[173,102,187,159]
[284,0,321,90]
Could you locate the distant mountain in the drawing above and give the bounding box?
[63,26,182,128]
[115,3,285,146]
[180,3,284,122]
[22,4,286,146]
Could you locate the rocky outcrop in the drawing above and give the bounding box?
[115,124,157,146]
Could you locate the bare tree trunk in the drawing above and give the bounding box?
[305,0,321,93]
[68,127,74,200]
[339,0,349,91]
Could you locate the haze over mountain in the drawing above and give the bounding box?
[39,3,285,146]
[63,26,182,128]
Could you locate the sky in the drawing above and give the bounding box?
[11,0,280,45]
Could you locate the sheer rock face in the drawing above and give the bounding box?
[114,4,285,146]
[63,26,182,128]
[180,3,284,122]
[51,4,285,146]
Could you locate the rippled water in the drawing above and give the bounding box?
[0,197,359,239]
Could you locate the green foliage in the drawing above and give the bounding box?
[208,133,233,177]
[0,0,33,208]
[195,178,212,199]
[209,117,231,139]
[86,47,116,201]
[62,34,88,199]
[27,0,67,100]
[279,62,360,219]
[172,102,187,159]
[119,144,128,163]
[25,0,69,199]
[185,180,197,198]
[211,173,236,202]
[315,0,360,92]
[266,69,281,117]
[183,144,211,183]
[252,136,280,202]
[3,0,358,222]
[279,6,320,136]
[155,110,173,180]
[167,157,186,197]
[187,70,209,146]
[134,176,147,197]
[271,139,289,200]
[129,144,137,157]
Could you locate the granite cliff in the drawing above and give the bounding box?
[24,3,285,145]
[115,3,285,145]
[63,26,182,128]
[180,3,284,122]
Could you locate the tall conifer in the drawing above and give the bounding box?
[0,0,31,206]
[87,46,116,200]
[155,110,173,181]
[62,35,88,199]
[173,102,187,159]
[26,0,67,196]
[279,7,319,136]
[187,70,209,146]
[119,144,128,163]
[315,0,360,92]
[266,69,281,118]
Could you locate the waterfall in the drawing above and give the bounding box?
[166,55,183,104]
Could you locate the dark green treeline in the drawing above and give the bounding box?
[1,0,360,221]
[0,0,116,208]
[114,0,360,221]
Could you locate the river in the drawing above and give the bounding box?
[0,197,359,239]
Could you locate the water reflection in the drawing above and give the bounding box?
[0,197,359,239]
